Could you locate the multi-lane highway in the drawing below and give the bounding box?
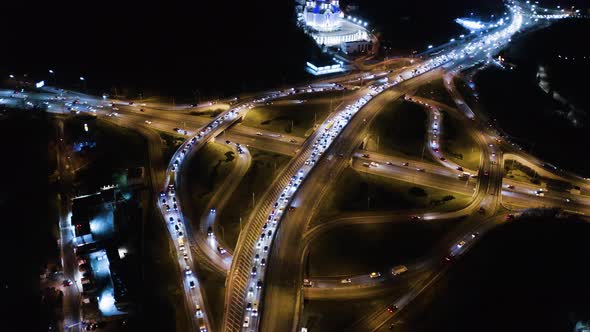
[223,3,526,331]
[10,1,586,331]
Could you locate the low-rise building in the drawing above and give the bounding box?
[340,40,373,54]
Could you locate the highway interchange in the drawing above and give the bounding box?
[6,1,588,331]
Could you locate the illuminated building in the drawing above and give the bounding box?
[299,0,370,47]
[303,0,342,32]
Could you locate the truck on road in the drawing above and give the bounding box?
[391,265,408,276]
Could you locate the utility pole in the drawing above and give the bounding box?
[252,192,256,208]
[421,143,426,162]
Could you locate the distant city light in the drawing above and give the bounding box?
[9,74,14,78]
[79,76,85,81]
[49,69,54,74]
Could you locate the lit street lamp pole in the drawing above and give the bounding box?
[49,69,56,85]
[79,77,86,92]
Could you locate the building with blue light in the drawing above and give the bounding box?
[298,0,371,47]
[303,1,342,32]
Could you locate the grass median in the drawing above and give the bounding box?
[365,99,435,163]
[413,78,456,107]
[182,142,237,222]
[241,90,352,137]
[440,110,481,170]
[307,217,467,277]
[315,168,471,223]
[217,148,291,250]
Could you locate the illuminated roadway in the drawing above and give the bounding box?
[225,3,526,330]
[224,4,583,332]
[3,2,583,331]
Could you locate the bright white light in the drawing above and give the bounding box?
[98,292,116,313]
[9,75,14,78]
[84,123,89,132]
[456,18,486,31]
[428,45,433,49]
[79,76,85,81]
[35,81,45,88]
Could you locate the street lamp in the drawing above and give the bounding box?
[80,77,87,92]
[9,74,14,78]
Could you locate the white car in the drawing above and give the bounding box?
[195,304,202,317]
[243,317,250,328]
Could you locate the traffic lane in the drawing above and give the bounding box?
[503,180,589,204]
[199,140,252,260]
[304,269,430,301]
[356,150,462,178]
[113,108,300,158]
[502,190,590,214]
[365,214,508,332]
[504,152,590,192]
[304,262,431,295]
[261,88,412,331]
[351,157,476,195]
[259,89,400,332]
[230,124,302,144]
[221,132,298,156]
[225,88,371,332]
[174,142,234,274]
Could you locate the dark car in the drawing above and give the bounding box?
[387,305,398,313]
